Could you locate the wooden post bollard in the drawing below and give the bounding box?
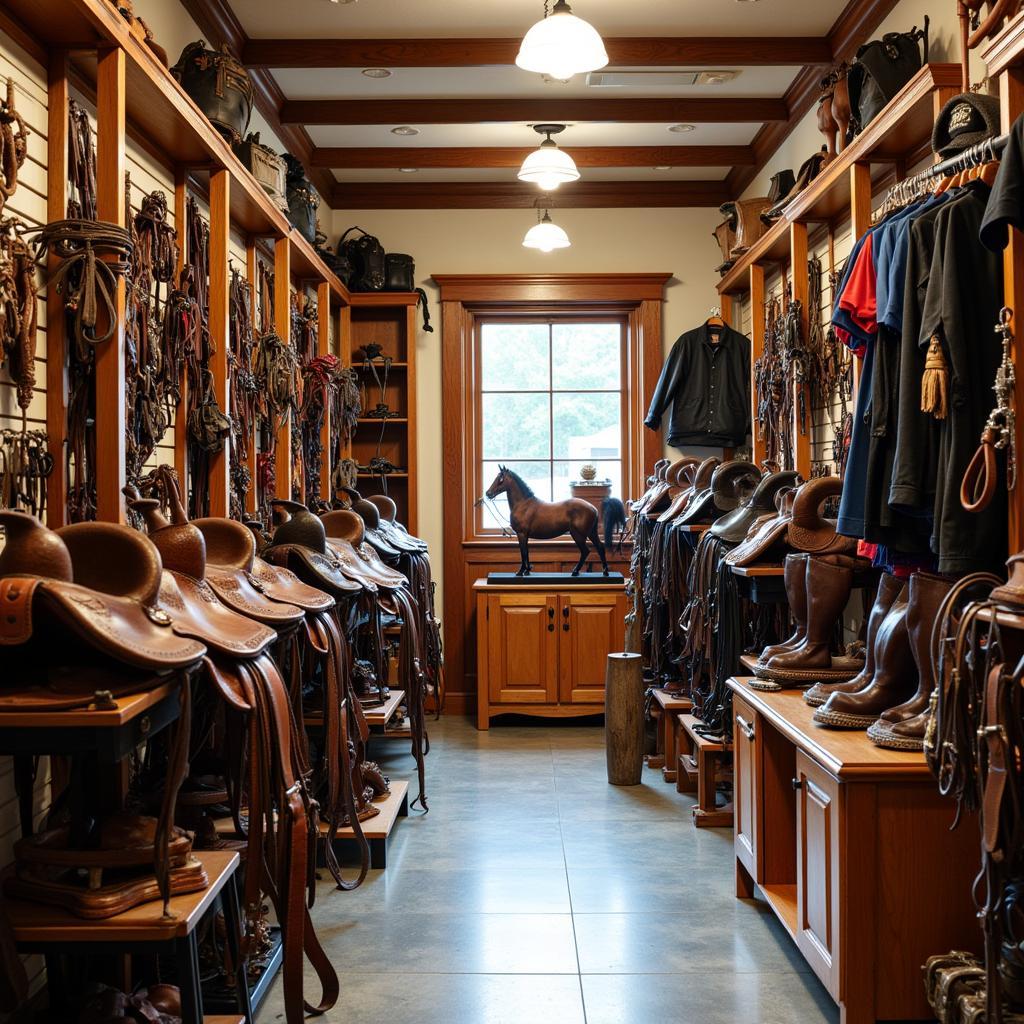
[605,652,644,786]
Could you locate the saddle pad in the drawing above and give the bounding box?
[0,576,206,671]
[158,571,277,657]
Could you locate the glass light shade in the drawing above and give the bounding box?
[516,3,608,80]
[523,213,571,253]
[518,140,580,191]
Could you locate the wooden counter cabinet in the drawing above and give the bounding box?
[728,678,982,1024]
[474,580,627,728]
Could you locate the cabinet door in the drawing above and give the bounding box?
[733,694,761,882]
[486,593,559,705]
[557,591,627,704]
[795,750,841,997]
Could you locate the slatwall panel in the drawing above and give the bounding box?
[0,31,52,1005]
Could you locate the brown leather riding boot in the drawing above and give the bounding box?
[868,572,954,750]
[752,555,861,690]
[804,572,902,707]
[756,553,808,665]
[813,584,916,729]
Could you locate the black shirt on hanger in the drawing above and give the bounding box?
[645,322,751,448]
[979,112,1024,252]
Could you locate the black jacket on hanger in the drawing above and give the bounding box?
[644,322,751,448]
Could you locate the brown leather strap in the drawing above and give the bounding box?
[0,577,38,644]
[982,663,1009,855]
[961,427,999,513]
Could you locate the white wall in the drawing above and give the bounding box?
[330,205,725,594]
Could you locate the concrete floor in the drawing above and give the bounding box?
[260,716,837,1024]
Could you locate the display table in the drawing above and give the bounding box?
[727,677,981,1024]
[474,579,627,729]
[646,688,692,781]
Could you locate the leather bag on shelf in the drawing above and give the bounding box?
[846,18,929,138]
[339,226,386,291]
[233,132,288,212]
[283,154,320,245]
[171,41,253,144]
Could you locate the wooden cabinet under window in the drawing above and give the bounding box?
[728,677,982,1024]
[474,581,626,729]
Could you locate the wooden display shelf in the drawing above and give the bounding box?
[0,680,182,761]
[353,361,409,370]
[356,471,409,478]
[365,689,405,728]
[760,882,798,939]
[320,780,409,869]
[981,7,1024,77]
[728,676,930,780]
[718,62,961,295]
[731,564,784,577]
[739,652,762,675]
[358,417,409,424]
[6,851,238,945]
[678,713,733,827]
[205,1017,245,1024]
[649,688,693,783]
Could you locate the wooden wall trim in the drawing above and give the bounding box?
[439,274,667,714]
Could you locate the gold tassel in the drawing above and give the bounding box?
[921,335,949,420]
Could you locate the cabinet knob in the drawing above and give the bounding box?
[792,778,803,791]
[548,624,554,632]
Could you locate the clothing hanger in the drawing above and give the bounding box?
[706,305,725,328]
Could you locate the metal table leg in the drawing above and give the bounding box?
[174,933,204,1024]
[220,871,254,1022]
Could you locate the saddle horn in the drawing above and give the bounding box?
[0,510,74,581]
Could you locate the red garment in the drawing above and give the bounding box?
[838,233,879,340]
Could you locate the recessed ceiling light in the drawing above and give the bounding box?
[398,167,418,173]
[668,123,696,134]
[653,165,671,171]
[362,68,392,78]
[391,125,419,136]
[697,70,739,85]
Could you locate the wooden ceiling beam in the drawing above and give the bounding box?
[283,97,788,125]
[330,180,731,209]
[313,145,755,169]
[242,36,832,69]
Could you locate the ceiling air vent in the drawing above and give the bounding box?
[585,70,741,88]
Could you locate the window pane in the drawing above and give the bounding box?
[481,323,550,391]
[481,461,552,529]
[552,391,621,461]
[554,460,623,502]
[482,393,550,460]
[552,322,621,391]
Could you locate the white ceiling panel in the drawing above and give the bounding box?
[234,0,850,41]
[330,166,733,183]
[271,66,803,100]
[307,121,762,147]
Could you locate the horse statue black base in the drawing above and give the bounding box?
[485,466,610,577]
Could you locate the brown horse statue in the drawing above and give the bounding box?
[485,465,610,577]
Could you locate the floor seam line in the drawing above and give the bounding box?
[554,740,588,1024]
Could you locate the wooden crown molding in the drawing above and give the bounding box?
[242,36,832,68]
[724,0,904,200]
[314,145,755,169]
[433,273,672,303]
[282,96,789,126]
[177,0,338,206]
[331,180,730,209]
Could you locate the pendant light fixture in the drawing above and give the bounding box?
[523,209,571,252]
[516,1,608,81]
[518,124,580,191]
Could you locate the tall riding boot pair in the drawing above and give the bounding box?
[866,573,953,749]
[750,552,864,692]
[813,575,918,729]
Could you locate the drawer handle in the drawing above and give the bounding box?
[735,714,755,741]
[548,623,554,632]
[548,608,555,618]
[792,778,803,791]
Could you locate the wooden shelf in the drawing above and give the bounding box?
[353,362,409,370]
[6,851,238,944]
[731,564,784,577]
[652,689,693,712]
[739,652,762,674]
[205,1017,245,1024]
[357,417,409,425]
[680,713,730,753]
[321,780,408,841]
[760,883,798,939]
[718,62,961,295]
[727,676,932,780]
[356,471,409,478]
[364,689,405,727]
[0,680,177,729]
[349,292,420,308]
[980,9,1024,78]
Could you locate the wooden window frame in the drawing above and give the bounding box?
[472,311,629,539]
[434,273,670,714]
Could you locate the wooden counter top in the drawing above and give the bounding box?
[728,677,931,781]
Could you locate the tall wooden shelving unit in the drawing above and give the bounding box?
[717,62,961,479]
[345,292,421,534]
[3,0,354,527]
